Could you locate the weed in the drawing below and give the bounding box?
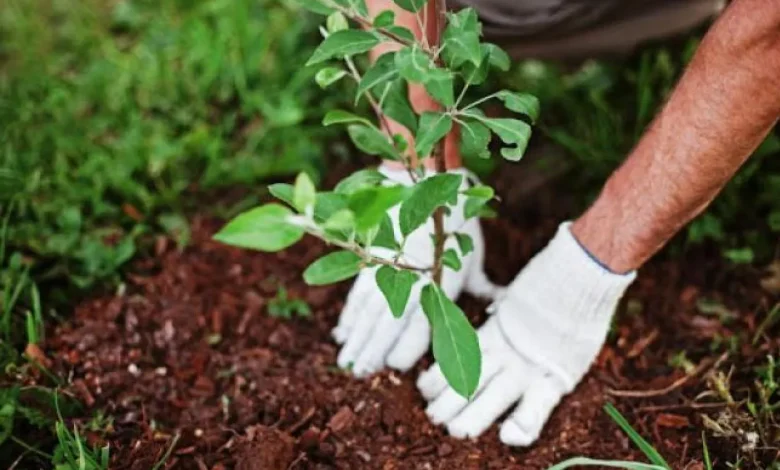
[268,286,312,319]
[50,394,110,470]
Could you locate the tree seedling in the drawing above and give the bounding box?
[214,0,538,398]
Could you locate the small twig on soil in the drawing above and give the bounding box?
[286,406,316,434]
[634,401,728,414]
[287,452,307,470]
[607,352,728,398]
[626,328,660,359]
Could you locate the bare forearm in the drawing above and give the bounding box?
[573,0,780,273]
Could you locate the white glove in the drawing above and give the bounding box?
[333,165,503,378]
[417,222,636,446]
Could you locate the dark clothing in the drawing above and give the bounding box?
[449,0,724,59]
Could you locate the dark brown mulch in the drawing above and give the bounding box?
[46,185,776,468]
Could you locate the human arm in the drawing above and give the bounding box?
[420,0,780,445]
[573,0,780,273]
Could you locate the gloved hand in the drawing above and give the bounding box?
[417,222,636,446]
[333,164,503,378]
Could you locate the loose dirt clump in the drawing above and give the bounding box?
[234,426,296,470]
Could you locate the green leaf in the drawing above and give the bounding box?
[373,213,400,249]
[307,30,381,66]
[334,169,387,194]
[496,91,540,123]
[547,458,667,470]
[327,11,349,32]
[385,25,416,42]
[604,403,672,469]
[214,204,304,252]
[269,183,295,206]
[415,112,453,157]
[459,119,491,159]
[442,32,481,68]
[315,67,348,88]
[455,233,474,255]
[399,173,462,236]
[357,52,398,98]
[442,10,482,68]
[420,284,481,398]
[0,390,16,446]
[463,185,494,199]
[373,10,396,27]
[478,116,532,161]
[304,251,363,285]
[393,133,410,153]
[293,173,316,212]
[395,45,433,83]
[332,0,369,16]
[723,247,754,264]
[484,43,510,71]
[375,266,418,318]
[323,109,372,127]
[392,0,426,13]
[446,8,480,35]
[380,79,418,132]
[349,185,408,232]
[463,185,494,219]
[269,185,347,222]
[314,193,349,221]
[348,124,399,160]
[293,0,334,15]
[461,43,508,86]
[323,209,355,231]
[442,248,462,271]
[424,69,455,107]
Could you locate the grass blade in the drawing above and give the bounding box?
[151,432,181,470]
[548,457,667,470]
[702,432,713,470]
[604,403,672,469]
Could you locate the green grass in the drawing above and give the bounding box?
[0,0,342,298]
[0,0,342,465]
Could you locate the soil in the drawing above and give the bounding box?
[45,168,778,469]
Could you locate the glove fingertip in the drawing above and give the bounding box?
[331,327,348,344]
[499,420,536,447]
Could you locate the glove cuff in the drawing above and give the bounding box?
[497,221,636,390]
[536,222,637,312]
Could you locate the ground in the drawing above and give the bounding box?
[44,170,778,468]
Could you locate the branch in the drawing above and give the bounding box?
[324,1,436,57]
[430,0,448,285]
[302,222,430,273]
